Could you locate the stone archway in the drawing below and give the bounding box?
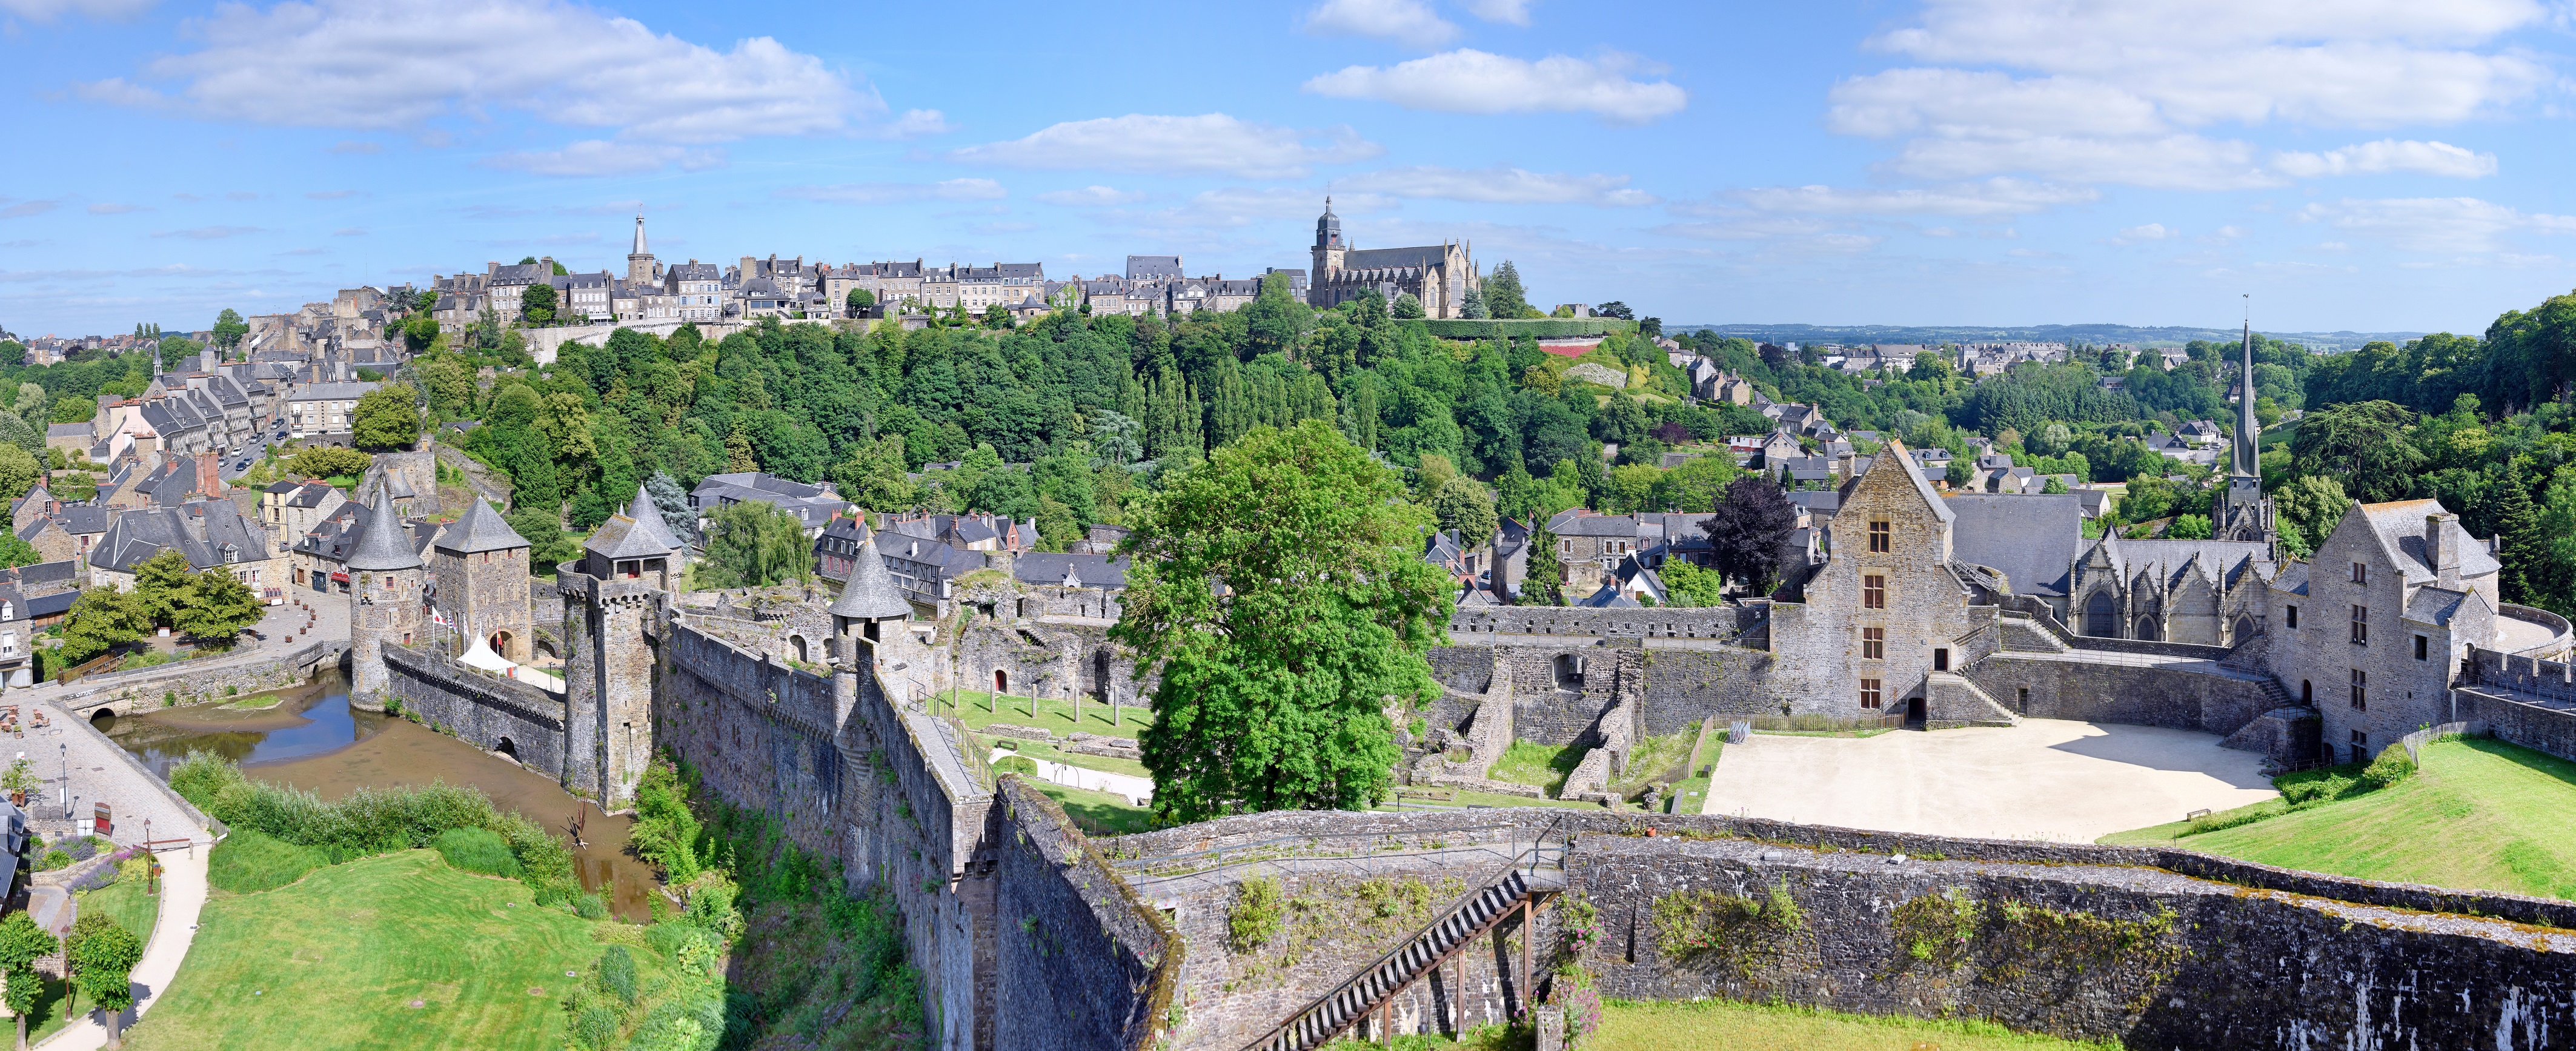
[491,630,514,660]
[495,737,519,762]
[994,669,1009,694]
[789,635,808,663]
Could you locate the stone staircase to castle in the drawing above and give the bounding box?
[1241,846,1568,1051]
[1925,671,2020,727]
[1996,614,2071,654]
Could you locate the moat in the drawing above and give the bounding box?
[98,670,656,920]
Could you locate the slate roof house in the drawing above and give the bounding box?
[689,472,849,538]
[88,499,277,597]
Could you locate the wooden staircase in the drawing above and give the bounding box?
[1241,845,1568,1051]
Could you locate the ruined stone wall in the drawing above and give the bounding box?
[1963,652,2276,735]
[379,643,569,779]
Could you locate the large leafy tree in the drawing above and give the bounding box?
[1114,420,1450,820]
[697,499,813,588]
[71,920,141,1049]
[1702,476,1798,592]
[0,912,58,1050]
[1426,474,1498,543]
[353,382,422,451]
[2270,474,2349,558]
[211,307,248,350]
[174,566,265,648]
[133,549,196,627]
[58,587,147,666]
[2489,460,2544,605]
[522,282,559,326]
[2289,399,2424,503]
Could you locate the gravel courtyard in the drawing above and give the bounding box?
[1702,718,2280,843]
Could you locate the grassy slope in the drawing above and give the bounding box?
[1593,999,2117,1050]
[78,877,161,955]
[2102,738,2576,899]
[122,850,662,1051]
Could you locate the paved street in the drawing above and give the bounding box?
[1703,718,2280,843]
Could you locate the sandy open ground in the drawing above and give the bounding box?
[1702,718,2279,843]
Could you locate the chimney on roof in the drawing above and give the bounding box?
[2430,512,2461,591]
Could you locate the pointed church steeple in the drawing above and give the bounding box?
[2231,318,2259,479]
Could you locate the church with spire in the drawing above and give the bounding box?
[2215,320,2277,545]
[1304,199,1481,317]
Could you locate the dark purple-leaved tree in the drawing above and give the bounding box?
[1702,476,1799,593]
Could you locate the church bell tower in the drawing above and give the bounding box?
[626,212,657,285]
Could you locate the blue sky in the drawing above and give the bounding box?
[5,0,2575,337]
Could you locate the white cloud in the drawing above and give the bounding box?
[1035,186,1149,207]
[1336,165,1658,206]
[1459,0,1533,25]
[2299,196,2576,255]
[0,0,154,22]
[948,114,1381,179]
[776,179,1008,205]
[1821,1,2547,193]
[483,141,726,176]
[1733,178,2097,218]
[1828,70,2165,139]
[75,0,940,151]
[87,202,144,214]
[2272,139,2496,178]
[333,227,365,236]
[2114,223,2173,244]
[151,225,262,239]
[1301,0,1455,48]
[1894,134,2280,190]
[1303,49,1687,125]
[328,141,382,154]
[1,199,65,219]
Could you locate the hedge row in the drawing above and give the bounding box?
[1418,318,1638,340]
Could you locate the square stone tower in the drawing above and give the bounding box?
[432,497,533,661]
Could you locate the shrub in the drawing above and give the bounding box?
[682,873,743,943]
[992,755,1037,775]
[433,827,522,878]
[594,945,637,1004]
[1227,876,1283,952]
[628,760,702,885]
[2358,746,2416,791]
[571,1004,619,1050]
[38,850,67,873]
[207,829,330,894]
[574,894,609,920]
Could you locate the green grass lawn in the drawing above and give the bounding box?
[1665,730,1724,815]
[2101,738,2576,899]
[1031,781,1158,835]
[78,875,162,950]
[1488,740,1585,795]
[938,688,1150,736]
[1608,727,1698,797]
[1592,999,2118,1050]
[982,735,1150,778]
[121,850,665,1051]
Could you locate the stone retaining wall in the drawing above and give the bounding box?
[991,777,1177,1051]
[62,640,348,714]
[1964,652,2275,737]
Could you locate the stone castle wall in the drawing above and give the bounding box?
[989,778,1177,1051]
[1104,807,2576,1050]
[1964,652,2277,737]
[379,643,569,777]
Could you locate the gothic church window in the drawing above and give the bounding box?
[2084,592,2116,637]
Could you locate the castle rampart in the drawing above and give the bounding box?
[379,643,569,776]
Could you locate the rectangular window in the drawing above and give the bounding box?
[2351,729,2369,760]
[1859,678,1882,709]
[2350,668,2367,711]
[2285,605,2299,629]
[2351,605,2368,645]
[1862,626,1884,659]
[1864,574,1887,609]
[2415,635,2428,661]
[1868,519,1891,552]
[2352,562,2367,585]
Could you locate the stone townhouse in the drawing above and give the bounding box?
[483,260,552,320]
[259,480,348,557]
[15,502,110,566]
[2271,500,2507,764]
[1168,276,1261,314]
[662,262,725,322]
[285,381,377,438]
[87,498,277,597]
[562,271,614,323]
[954,264,1045,313]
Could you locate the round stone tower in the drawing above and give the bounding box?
[347,485,425,704]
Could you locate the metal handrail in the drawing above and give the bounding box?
[1237,812,1569,1051]
[1107,819,1537,877]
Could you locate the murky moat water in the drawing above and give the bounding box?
[100,671,657,920]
